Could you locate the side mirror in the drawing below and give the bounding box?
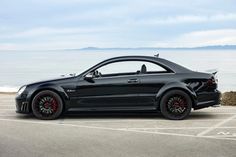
[84,73,94,82]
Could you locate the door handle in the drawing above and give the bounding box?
[128,78,139,83]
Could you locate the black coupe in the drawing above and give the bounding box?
[16,55,220,120]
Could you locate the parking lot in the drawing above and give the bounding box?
[1,94,236,157]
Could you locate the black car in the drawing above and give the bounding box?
[16,55,220,120]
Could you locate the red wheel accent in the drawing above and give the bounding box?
[166,95,188,115]
[32,90,63,120]
[35,94,59,115]
[51,97,58,112]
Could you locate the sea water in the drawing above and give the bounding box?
[0,49,235,92]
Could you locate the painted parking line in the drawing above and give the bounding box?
[0,116,234,122]
[66,119,236,123]
[197,114,236,136]
[0,107,15,108]
[1,114,236,122]
[0,109,15,110]
[192,112,236,115]
[0,118,236,141]
[127,126,236,130]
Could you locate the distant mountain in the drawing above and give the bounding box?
[193,45,236,50]
[77,45,236,51]
[79,47,157,51]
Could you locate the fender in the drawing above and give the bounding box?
[156,82,197,107]
[26,83,70,108]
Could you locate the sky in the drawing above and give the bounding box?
[0,0,236,50]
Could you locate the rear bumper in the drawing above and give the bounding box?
[15,95,30,114]
[194,90,221,110]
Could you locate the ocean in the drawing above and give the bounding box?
[0,49,235,92]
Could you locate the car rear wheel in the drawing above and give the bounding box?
[32,90,63,120]
[160,90,192,120]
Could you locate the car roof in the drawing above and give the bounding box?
[102,55,192,73]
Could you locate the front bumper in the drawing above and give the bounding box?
[194,90,221,110]
[15,94,30,113]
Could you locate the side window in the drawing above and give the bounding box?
[96,60,168,77]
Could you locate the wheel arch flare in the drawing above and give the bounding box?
[155,82,197,109]
[27,83,69,111]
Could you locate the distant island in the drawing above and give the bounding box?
[1,45,236,52]
[73,45,236,51]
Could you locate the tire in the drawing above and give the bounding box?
[31,90,63,120]
[160,90,192,120]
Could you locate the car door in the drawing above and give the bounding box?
[69,60,150,111]
[132,61,172,107]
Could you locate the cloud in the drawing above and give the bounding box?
[1,28,236,50]
[158,29,236,47]
[136,13,236,25]
[0,26,121,39]
[0,43,17,50]
[0,0,236,50]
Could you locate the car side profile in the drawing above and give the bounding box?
[16,55,220,120]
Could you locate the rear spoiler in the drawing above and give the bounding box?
[205,69,218,75]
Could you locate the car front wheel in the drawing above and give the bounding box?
[32,90,63,120]
[160,90,192,120]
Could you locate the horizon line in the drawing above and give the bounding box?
[0,44,236,51]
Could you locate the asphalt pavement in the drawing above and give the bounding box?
[0,94,236,157]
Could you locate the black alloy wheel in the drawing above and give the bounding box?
[160,90,192,120]
[32,90,63,120]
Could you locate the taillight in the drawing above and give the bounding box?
[207,77,217,87]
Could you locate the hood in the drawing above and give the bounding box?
[26,75,77,87]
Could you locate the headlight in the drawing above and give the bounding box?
[17,86,26,95]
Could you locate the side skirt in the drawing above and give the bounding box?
[67,106,156,112]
